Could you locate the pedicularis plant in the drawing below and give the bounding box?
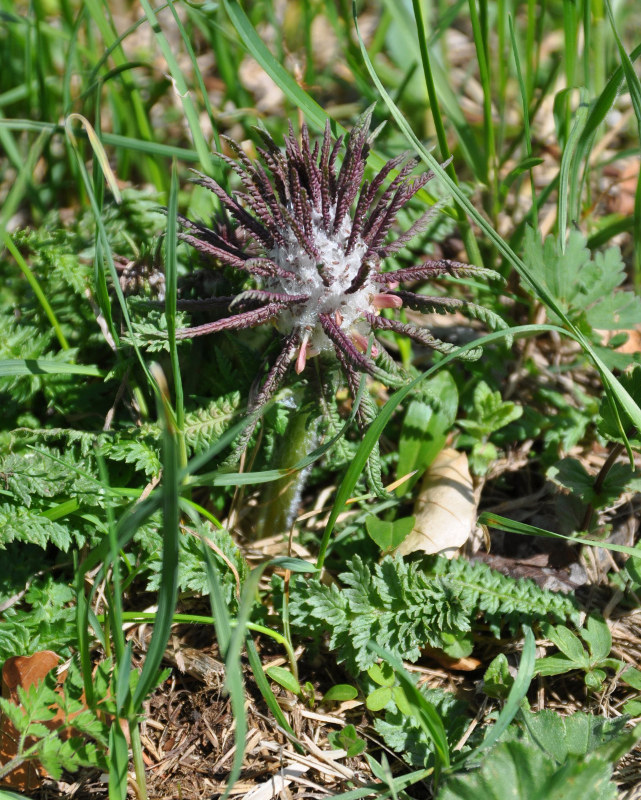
[176,110,506,483]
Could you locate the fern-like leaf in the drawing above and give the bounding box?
[288,554,580,672]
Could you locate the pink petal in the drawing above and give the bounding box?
[352,330,379,356]
[371,293,403,309]
[295,338,309,374]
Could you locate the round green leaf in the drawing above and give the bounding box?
[368,662,395,687]
[366,686,392,711]
[266,666,301,695]
[323,684,359,703]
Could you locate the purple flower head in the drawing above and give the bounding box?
[175,110,505,454]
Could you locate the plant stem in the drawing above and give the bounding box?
[580,442,624,532]
[254,405,318,538]
[129,720,148,800]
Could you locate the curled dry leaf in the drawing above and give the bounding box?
[396,448,476,558]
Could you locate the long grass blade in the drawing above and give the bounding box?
[369,643,450,773]
[409,0,483,265]
[221,0,330,133]
[352,2,641,453]
[165,161,186,467]
[463,626,535,757]
[220,566,265,800]
[604,0,641,287]
[0,359,102,377]
[557,91,589,250]
[508,15,538,224]
[479,511,641,558]
[138,0,214,177]
[2,232,70,350]
[133,366,181,709]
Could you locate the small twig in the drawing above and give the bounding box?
[580,442,625,532]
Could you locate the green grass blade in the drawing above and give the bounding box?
[0,359,102,377]
[0,127,49,234]
[604,0,641,287]
[219,566,265,800]
[352,3,641,451]
[133,368,180,709]
[201,544,232,656]
[409,0,483,265]
[479,511,641,558]
[65,116,169,407]
[138,0,214,177]
[467,0,495,201]
[2,232,69,350]
[165,0,223,160]
[604,1,641,130]
[463,626,535,758]
[221,0,329,133]
[81,0,165,189]
[576,42,641,158]
[66,113,122,202]
[245,637,300,748]
[508,15,538,224]
[558,91,589,249]
[383,0,487,181]
[165,161,186,467]
[370,643,450,773]
[97,453,126,664]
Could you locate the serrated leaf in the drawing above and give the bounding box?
[521,227,641,337]
[287,554,579,673]
[545,625,589,666]
[102,439,161,478]
[580,615,612,663]
[0,506,71,551]
[182,393,242,454]
[587,289,641,330]
[547,458,594,501]
[534,655,577,677]
[436,741,617,800]
[459,381,522,439]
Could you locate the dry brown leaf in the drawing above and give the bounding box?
[1,650,61,791]
[421,646,482,672]
[596,326,641,354]
[397,448,476,558]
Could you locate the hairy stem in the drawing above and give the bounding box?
[254,405,318,538]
